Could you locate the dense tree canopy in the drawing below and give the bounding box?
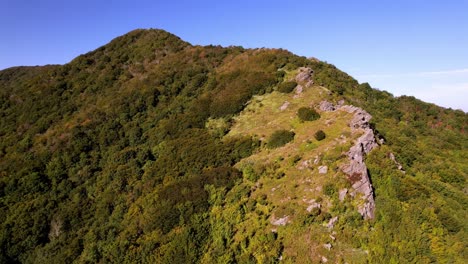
[0,29,466,263]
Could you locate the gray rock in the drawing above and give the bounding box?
[324,243,332,250]
[339,188,348,201]
[313,156,320,164]
[279,101,290,111]
[306,199,321,212]
[295,84,303,94]
[319,101,336,111]
[271,216,289,226]
[48,217,63,240]
[327,216,338,229]
[389,152,405,173]
[339,105,373,130]
[318,165,328,174]
[297,159,310,170]
[295,67,314,86]
[339,105,378,219]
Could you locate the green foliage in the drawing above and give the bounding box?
[277,81,297,93]
[297,107,320,121]
[267,130,295,148]
[323,183,337,196]
[0,29,466,263]
[314,130,326,141]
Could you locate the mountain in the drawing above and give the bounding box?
[0,29,466,263]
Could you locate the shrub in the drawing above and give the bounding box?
[323,183,337,196]
[277,81,297,93]
[242,164,261,182]
[267,130,295,148]
[297,107,320,121]
[314,130,326,141]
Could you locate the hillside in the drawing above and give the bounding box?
[0,29,467,263]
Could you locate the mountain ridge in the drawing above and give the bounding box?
[0,29,466,263]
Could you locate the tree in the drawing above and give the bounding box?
[314,130,326,141]
[297,107,320,121]
[267,130,295,148]
[277,81,297,93]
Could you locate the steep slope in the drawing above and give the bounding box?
[0,29,467,263]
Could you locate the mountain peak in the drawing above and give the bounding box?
[0,29,466,264]
[70,28,190,67]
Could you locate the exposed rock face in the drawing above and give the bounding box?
[340,105,372,130]
[295,67,314,87]
[339,104,378,219]
[319,101,336,111]
[318,101,378,219]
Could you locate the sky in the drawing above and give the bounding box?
[1,0,467,111]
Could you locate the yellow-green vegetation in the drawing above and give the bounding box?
[0,29,466,263]
[266,129,295,149]
[221,76,373,262]
[277,80,297,93]
[297,106,321,121]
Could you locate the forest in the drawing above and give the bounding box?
[0,29,466,263]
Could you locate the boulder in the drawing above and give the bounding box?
[306,199,321,212]
[279,101,290,111]
[319,101,336,111]
[318,165,328,174]
[271,215,290,226]
[295,67,314,86]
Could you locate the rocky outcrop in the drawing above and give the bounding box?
[340,105,378,219]
[319,101,336,111]
[342,133,376,219]
[295,67,314,87]
[320,101,378,219]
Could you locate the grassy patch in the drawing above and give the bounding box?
[224,81,371,262]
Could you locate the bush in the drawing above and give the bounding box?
[297,107,320,121]
[323,183,336,196]
[267,130,295,148]
[277,81,297,93]
[314,130,326,141]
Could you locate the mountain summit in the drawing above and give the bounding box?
[0,29,466,263]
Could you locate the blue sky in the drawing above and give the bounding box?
[2,0,467,111]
